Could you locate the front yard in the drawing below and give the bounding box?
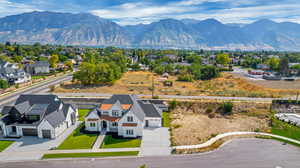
[0,141,14,152]
[78,109,91,121]
[42,151,139,159]
[101,135,141,148]
[57,124,98,149]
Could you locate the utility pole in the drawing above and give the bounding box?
[152,75,155,98]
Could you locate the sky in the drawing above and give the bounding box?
[0,0,300,25]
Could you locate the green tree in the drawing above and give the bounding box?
[0,79,9,89]
[216,53,231,66]
[64,60,74,71]
[73,62,96,85]
[266,57,280,71]
[49,54,59,68]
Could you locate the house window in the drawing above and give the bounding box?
[90,122,96,127]
[126,129,134,135]
[112,110,119,117]
[112,122,118,127]
[127,116,133,122]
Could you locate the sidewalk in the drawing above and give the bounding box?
[173,131,300,150]
[46,148,140,154]
[92,131,106,150]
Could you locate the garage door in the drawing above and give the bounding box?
[42,130,51,139]
[22,128,38,136]
[146,118,162,127]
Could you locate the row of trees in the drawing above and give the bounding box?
[73,50,127,85]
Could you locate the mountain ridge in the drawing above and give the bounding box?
[0,11,300,51]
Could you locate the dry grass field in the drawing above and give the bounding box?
[170,101,271,146]
[54,71,299,98]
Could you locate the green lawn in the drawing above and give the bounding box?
[42,151,139,159]
[57,124,98,150]
[101,135,141,148]
[163,112,170,127]
[78,109,91,121]
[271,118,300,141]
[32,75,47,80]
[0,141,14,152]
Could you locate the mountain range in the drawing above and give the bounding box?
[0,11,300,51]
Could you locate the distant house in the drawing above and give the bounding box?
[0,60,31,84]
[25,61,50,75]
[85,95,163,138]
[0,95,77,139]
[257,64,270,70]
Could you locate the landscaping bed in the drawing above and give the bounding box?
[163,112,170,127]
[57,124,98,149]
[0,141,14,152]
[42,151,139,159]
[101,134,141,148]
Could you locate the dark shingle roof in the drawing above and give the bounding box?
[102,95,134,104]
[45,110,66,128]
[138,101,162,118]
[31,61,50,67]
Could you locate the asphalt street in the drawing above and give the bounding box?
[0,74,72,107]
[1,138,300,168]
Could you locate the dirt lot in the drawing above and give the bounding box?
[247,79,300,90]
[170,101,271,146]
[54,71,299,98]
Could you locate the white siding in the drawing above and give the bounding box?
[38,120,54,138]
[118,110,143,138]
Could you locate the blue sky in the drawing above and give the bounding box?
[0,0,300,25]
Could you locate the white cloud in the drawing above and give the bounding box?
[0,0,40,17]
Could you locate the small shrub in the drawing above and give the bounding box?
[152,95,159,99]
[173,124,181,129]
[254,128,261,132]
[221,102,233,115]
[208,113,216,118]
[169,99,178,110]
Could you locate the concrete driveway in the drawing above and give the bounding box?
[139,127,171,156]
[0,122,80,161]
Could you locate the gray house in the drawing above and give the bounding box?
[0,94,77,139]
[0,60,31,84]
[25,61,50,75]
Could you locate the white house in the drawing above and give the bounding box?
[0,94,77,139]
[85,95,163,138]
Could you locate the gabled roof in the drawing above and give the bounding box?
[102,95,135,105]
[138,101,162,118]
[44,110,66,128]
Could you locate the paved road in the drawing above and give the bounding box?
[0,74,72,107]
[1,138,300,168]
[54,93,280,102]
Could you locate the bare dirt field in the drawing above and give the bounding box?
[170,101,271,146]
[54,71,299,98]
[247,79,300,90]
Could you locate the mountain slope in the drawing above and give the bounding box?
[0,11,300,51]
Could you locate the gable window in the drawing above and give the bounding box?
[112,110,119,117]
[112,122,118,127]
[126,129,134,135]
[90,122,96,127]
[127,116,133,122]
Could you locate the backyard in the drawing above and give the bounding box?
[57,124,98,149]
[54,71,299,98]
[0,141,14,152]
[78,109,91,121]
[101,135,141,148]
